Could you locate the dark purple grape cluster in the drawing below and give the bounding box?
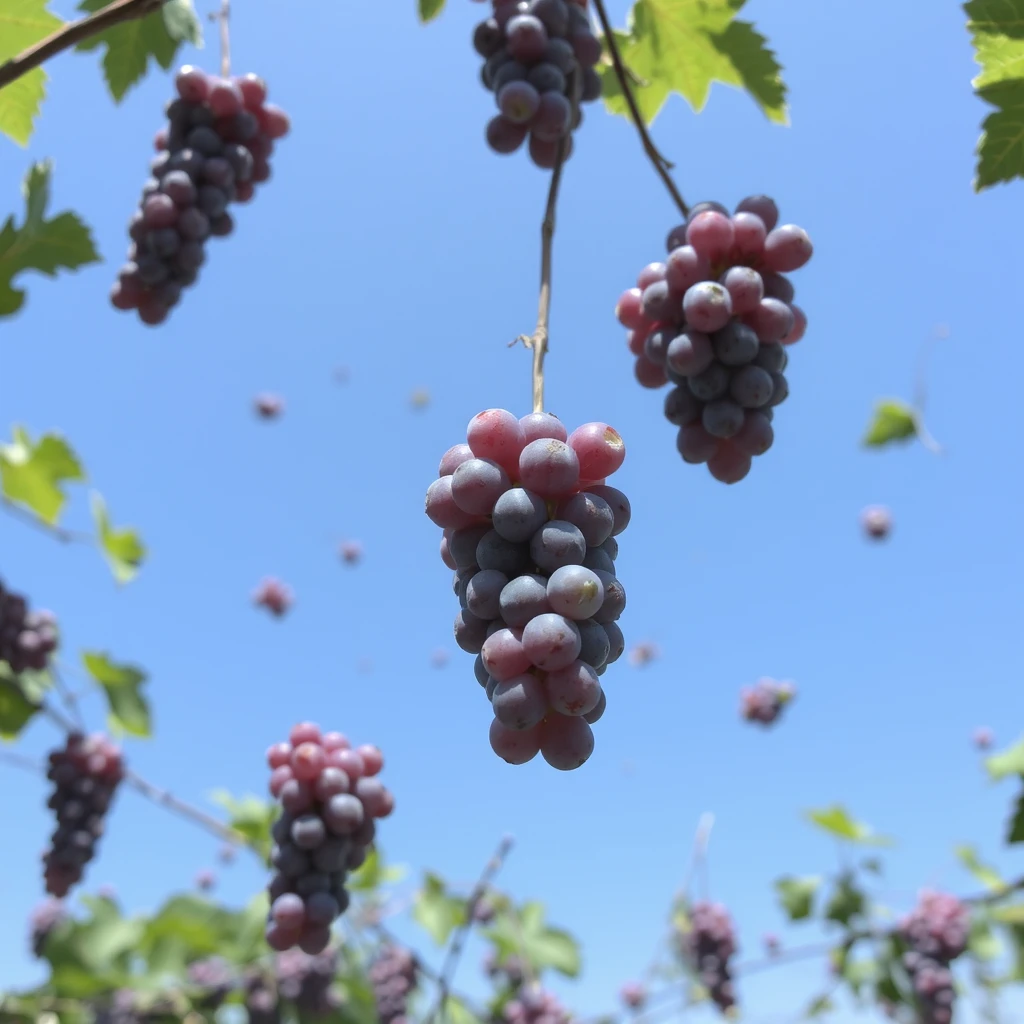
[679,902,738,1014]
[42,733,124,898]
[28,897,66,958]
[616,197,813,484]
[425,410,631,771]
[474,0,602,167]
[369,946,419,1024]
[0,579,58,673]
[739,678,795,727]
[243,972,280,1024]
[898,891,970,1024]
[276,948,340,1015]
[111,65,290,326]
[265,723,394,955]
[187,957,236,1009]
[504,986,573,1024]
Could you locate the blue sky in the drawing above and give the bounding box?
[1,0,1022,1019]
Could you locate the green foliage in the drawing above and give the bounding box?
[91,492,146,584]
[1008,784,1024,845]
[414,871,468,945]
[804,993,836,1017]
[823,873,867,926]
[347,844,406,892]
[485,900,581,978]
[0,666,40,738]
[805,804,893,846]
[0,0,64,145]
[955,844,1005,891]
[964,0,1024,189]
[418,0,446,24]
[209,791,276,861]
[0,425,83,523]
[862,399,918,448]
[774,875,821,921]
[597,0,787,126]
[75,0,202,102]
[0,161,99,318]
[82,651,152,738]
[985,735,1024,780]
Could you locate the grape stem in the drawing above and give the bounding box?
[910,326,946,456]
[1,497,95,545]
[425,833,515,1024]
[0,0,168,91]
[590,0,689,220]
[211,0,232,78]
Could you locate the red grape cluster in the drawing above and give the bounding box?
[28,897,66,958]
[504,986,573,1024]
[0,579,58,674]
[265,723,394,955]
[42,733,124,898]
[739,678,795,727]
[616,197,814,483]
[679,902,738,1013]
[898,892,969,1024]
[369,946,419,1024]
[474,0,602,167]
[276,948,340,1015]
[425,409,630,771]
[253,578,294,618]
[186,957,236,1009]
[111,65,290,325]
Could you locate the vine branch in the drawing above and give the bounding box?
[211,0,231,78]
[1,498,94,545]
[426,833,515,1024]
[0,0,168,91]
[590,0,689,219]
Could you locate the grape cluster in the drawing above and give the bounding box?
[425,409,630,771]
[484,951,526,988]
[0,579,58,673]
[898,891,969,1024]
[265,723,394,955]
[504,987,573,1024]
[276,949,341,1015]
[254,577,294,618]
[619,982,647,1010]
[42,733,124,898]
[474,0,602,167]
[244,972,281,1024]
[739,678,795,727]
[616,197,814,484]
[369,945,419,1024]
[187,957,236,1009]
[28,897,66,958]
[679,902,738,1014]
[861,505,892,541]
[110,65,290,325]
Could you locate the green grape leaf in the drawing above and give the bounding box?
[441,996,480,1024]
[965,0,1024,188]
[986,735,1024,780]
[0,669,39,738]
[44,897,141,996]
[954,844,1005,891]
[418,0,445,23]
[1008,784,1024,844]
[82,650,151,738]
[0,0,64,145]
[0,161,100,319]
[0,426,84,523]
[968,916,1003,960]
[485,901,581,978]
[804,804,894,846]
[347,845,405,892]
[991,902,1024,924]
[824,874,866,926]
[862,399,918,448]
[774,875,821,921]
[90,492,146,584]
[137,895,240,967]
[598,0,787,126]
[804,994,835,1018]
[413,872,467,945]
[75,0,202,102]
[209,790,275,862]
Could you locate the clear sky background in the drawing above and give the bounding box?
[1,0,1022,1020]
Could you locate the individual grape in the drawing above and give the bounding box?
[489,718,542,764]
[455,609,490,653]
[763,224,813,272]
[467,409,525,475]
[720,265,763,314]
[487,115,529,153]
[735,194,779,231]
[615,287,647,329]
[425,476,482,530]
[744,297,795,344]
[586,485,630,535]
[761,271,795,303]
[451,459,511,515]
[527,61,567,94]
[861,504,892,540]
[739,678,796,726]
[498,80,542,123]
[665,244,711,293]
[466,569,509,620]
[604,620,625,663]
[665,330,713,376]
[677,422,718,464]
[729,365,774,408]
[635,355,668,389]
[581,546,615,575]
[291,743,326,782]
[732,411,774,456]
[664,386,702,426]
[499,574,552,628]
[687,361,730,402]
[686,211,735,263]
[782,304,807,344]
[591,571,625,623]
[640,280,680,322]
[753,342,786,372]
[529,91,572,140]
[730,211,768,262]
[518,438,580,496]
[567,422,626,480]
[683,281,732,333]
[687,200,730,221]
[449,523,491,569]
[546,565,604,620]
[702,400,745,439]
[506,14,548,61]
[476,530,531,576]
[620,982,647,1011]
[481,627,532,681]
[522,612,581,670]
[554,491,614,546]
[528,132,573,169]
[707,442,752,484]
[492,673,550,730]
[643,325,675,365]
[711,322,759,366]
[492,488,548,542]
[767,372,789,406]
[544,660,601,715]
[539,715,594,770]
[530,520,586,572]
[439,443,474,477]
[637,261,667,289]
[577,618,610,668]
[520,411,568,443]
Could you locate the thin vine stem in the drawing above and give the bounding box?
[0,498,94,545]
[0,0,168,91]
[590,0,689,219]
[426,833,515,1024]
[213,0,232,77]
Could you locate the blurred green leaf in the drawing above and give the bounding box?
[824,874,866,926]
[44,897,141,996]
[0,425,84,524]
[1009,784,1024,844]
[418,0,445,23]
[442,995,480,1024]
[805,805,893,846]
[954,844,1005,890]
[0,668,39,738]
[775,875,821,921]
[485,901,581,978]
[82,651,151,738]
[90,492,146,584]
[209,790,275,862]
[598,0,787,125]
[0,0,64,145]
[348,845,405,893]
[986,736,1024,780]
[969,916,1003,960]
[862,399,918,448]
[991,902,1024,924]
[0,162,100,318]
[413,872,466,945]
[75,0,201,101]
[972,80,1024,189]
[804,995,835,1018]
